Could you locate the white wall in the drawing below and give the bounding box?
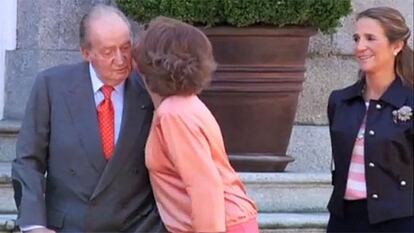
[0,0,17,120]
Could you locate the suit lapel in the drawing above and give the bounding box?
[64,62,107,174]
[91,74,152,199]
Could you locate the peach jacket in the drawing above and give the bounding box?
[145,95,257,233]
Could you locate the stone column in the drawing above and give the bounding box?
[4,0,110,120]
[0,0,17,120]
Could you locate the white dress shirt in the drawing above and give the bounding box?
[90,63,125,143]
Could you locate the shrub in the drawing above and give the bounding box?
[115,0,352,33]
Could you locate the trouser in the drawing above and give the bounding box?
[327,199,414,232]
[226,217,259,233]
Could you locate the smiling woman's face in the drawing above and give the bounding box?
[353,17,399,75]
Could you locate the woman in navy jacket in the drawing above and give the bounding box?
[327,7,413,232]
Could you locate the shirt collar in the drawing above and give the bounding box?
[89,63,125,94]
[341,76,410,108]
[341,79,364,101]
[380,77,409,108]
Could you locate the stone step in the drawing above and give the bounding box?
[259,213,328,233]
[0,162,330,232]
[0,163,15,214]
[0,162,332,214]
[0,213,327,233]
[0,120,19,162]
[241,172,331,212]
[0,214,16,233]
[0,121,332,172]
[0,184,14,214]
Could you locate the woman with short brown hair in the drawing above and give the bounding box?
[134,16,259,233]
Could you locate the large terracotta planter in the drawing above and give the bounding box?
[200,26,316,172]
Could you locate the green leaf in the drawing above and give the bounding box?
[115,0,352,34]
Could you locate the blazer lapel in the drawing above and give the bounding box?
[91,74,152,199]
[64,62,107,175]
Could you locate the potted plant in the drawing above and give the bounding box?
[116,0,352,172]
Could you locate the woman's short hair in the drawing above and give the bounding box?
[133,16,217,96]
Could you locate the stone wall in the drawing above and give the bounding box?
[4,0,413,121]
[4,0,110,120]
[0,0,17,120]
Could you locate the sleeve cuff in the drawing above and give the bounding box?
[20,225,46,232]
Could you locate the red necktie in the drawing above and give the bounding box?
[97,85,115,160]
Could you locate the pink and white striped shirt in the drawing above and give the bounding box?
[344,102,369,200]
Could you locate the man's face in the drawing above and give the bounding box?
[81,15,132,86]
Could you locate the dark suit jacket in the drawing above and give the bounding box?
[327,77,413,224]
[12,62,165,232]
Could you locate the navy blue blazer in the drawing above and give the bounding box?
[327,77,413,224]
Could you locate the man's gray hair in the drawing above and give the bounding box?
[79,4,131,49]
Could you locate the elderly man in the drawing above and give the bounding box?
[12,4,165,233]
